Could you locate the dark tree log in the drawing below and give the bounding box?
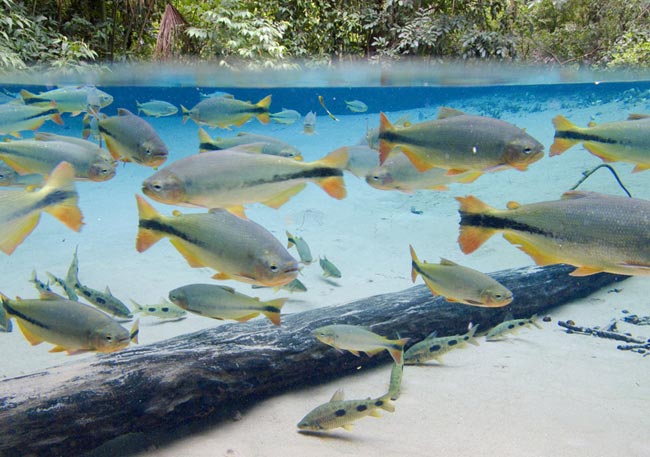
[0,264,628,456]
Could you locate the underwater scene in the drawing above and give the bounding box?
[0,64,649,457]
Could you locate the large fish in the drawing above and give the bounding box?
[197,127,302,160]
[98,108,168,167]
[0,134,116,181]
[0,161,83,255]
[457,191,650,276]
[409,245,512,307]
[551,114,650,172]
[313,324,409,365]
[181,95,271,129]
[378,108,544,174]
[0,101,63,137]
[0,291,137,354]
[168,283,287,325]
[135,195,299,286]
[297,389,394,432]
[366,153,481,193]
[141,147,347,217]
[20,86,113,116]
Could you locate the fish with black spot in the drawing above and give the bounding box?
[130,299,187,320]
[297,388,394,432]
[404,324,479,365]
[486,313,543,341]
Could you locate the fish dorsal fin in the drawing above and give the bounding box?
[117,108,134,116]
[104,286,112,295]
[437,107,466,119]
[219,285,236,294]
[627,113,650,120]
[439,258,458,266]
[560,190,591,200]
[330,388,345,402]
[39,290,63,301]
[506,201,521,210]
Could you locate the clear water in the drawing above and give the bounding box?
[0,63,649,456]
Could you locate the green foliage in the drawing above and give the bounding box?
[608,30,650,67]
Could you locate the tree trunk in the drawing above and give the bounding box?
[0,264,627,457]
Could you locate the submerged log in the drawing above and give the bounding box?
[0,264,628,456]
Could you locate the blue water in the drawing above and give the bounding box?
[1,64,649,456]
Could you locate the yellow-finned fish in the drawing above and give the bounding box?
[551,114,650,172]
[404,324,479,365]
[269,108,301,125]
[409,245,512,307]
[313,324,409,365]
[197,127,303,160]
[130,299,187,320]
[286,231,313,265]
[303,111,316,135]
[319,256,341,279]
[0,161,83,255]
[135,195,299,286]
[168,283,287,326]
[297,389,394,432]
[486,314,543,341]
[0,101,63,137]
[98,108,168,167]
[136,100,178,117]
[387,356,404,400]
[20,86,113,116]
[341,145,379,178]
[0,161,42,187]
[345,100,368,113]
[457,191,650,277]
[0,135,116,181]
[0,291,138,354]
[366,153,481,193]
[141,147,347,217]
[366,114,411,150]
[181,95,271,129]
[378,108,544,173]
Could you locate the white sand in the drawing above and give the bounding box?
[0,86,649,457]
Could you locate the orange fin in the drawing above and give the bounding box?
[446,168,471,176]
[400,146,434,172]
[15,320,44,345]
[457,226,496,254]
[263,184,306,209]
[388,338,410,364]
[582,143,618,163]
[224,205,247,219]
[169,239,207,268]
[456,195,494,214]
[317,147,349,169]
[41,163,83,232]
[135,195,164,251]
[569,266,605,276]
[632,163,650,173]
[409,245,420,283]
[49,345,68,353]
[212,272,233,281]
[502,233,561,266]
[550,115,580,156]
[378,112,394,165]
[316,177,346,200]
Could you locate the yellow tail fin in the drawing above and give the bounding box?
[550,115,580,156]
[261,298,287,326]
[378,112,394,165]
[42,162,84,232]
[135,195,163,252]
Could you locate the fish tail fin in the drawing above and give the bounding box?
[180,105,190,124]
[49,102,64,126]
[376,394,396,413]
[378,112,394,165]
[19,89,39,103]
[313,148,348,199]
[318,146,349,169]
[197,127,213,152]
[550,115,580,156]
[286,231,295,248]
[66,246,80,285]
[409,245,420,283]
[456,196,497,254]
[389,337,410,365]
[316,176,346,200]
[130,319,140,344]
[41,162,84,232]
[467,323,481,346]
[135,195,163,252]
[262,298,287,326]
[255,95,272,124]
[530,314,544,329]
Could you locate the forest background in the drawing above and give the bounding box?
[1,0,649,72]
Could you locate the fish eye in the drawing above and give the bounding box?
[494,293,502,299]
[105,335,113,342]
[372,175,380,181]
[269,264,279,272]
[151,183,162,191]
[523,147,532,154]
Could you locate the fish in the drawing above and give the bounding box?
[141,147,347,217]
[404,324,479,365]
[286,231,313,265]
[318,95,339,121]
[270,108,301,125]
[387,356,404,401]
[197,128,303,160]
[366,114,411,150]
[168,284,287,326]
[181,95,271,129]
[0,302,11,332]
[29,271,52,295]
[0,161,42,187]
[46,271,78,301]
[98,108,168,167]
[136,195,299,286]
[0,161,83,255]
[313,324,409,364]
[341,145,380,178]
[366,153,481,193]
[0,291,138,354]
[199,90,234,99]
[345,100,368,113]
[551,114,650,172]
[130,299,187,320]
[65,247,133,319]
[303,111,316,135]
[319,256,341,279]
[136,100,178,117]
[297,389,394,432]
[0,135,116,181]
[457,191,650,276]
[378,108,544,173]
[20,86,113,116]
[409,245,512,307]
[0,101,63,137]
[486,314,543,341]
[252,278,308,293]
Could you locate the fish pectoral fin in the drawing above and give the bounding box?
[369,410,382,418]
[263,184,307,209]
[341,424,354,431]
[502,233,562,267]
[212,272,233,281]
[446,168,471,176]
[632,163,650,173]
[49,345,68,353]
[168,239,208,268]
[0,213,40,255]
[569,266,605,276]
[102,134,124,161]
